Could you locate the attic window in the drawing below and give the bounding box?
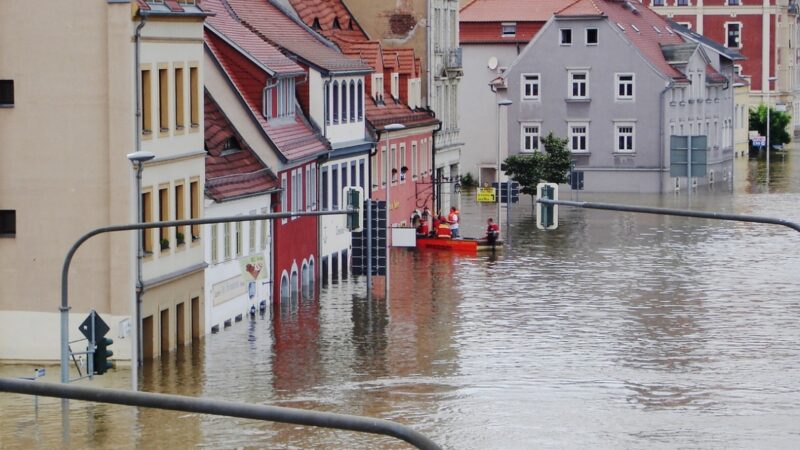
[333,17,341,29]
[348,19,354,30]
[616,23,626,31]
[312,18,321,30]
[631,24,640,33]
[502,23,517,37]
[652,25,662,33]
[222,136,240,152]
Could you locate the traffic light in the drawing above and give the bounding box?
[536,182,558,230]
[344,187,364,232]
[93,337,114,375]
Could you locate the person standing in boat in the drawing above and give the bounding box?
[448,207,460,238]
[486,218,500,245]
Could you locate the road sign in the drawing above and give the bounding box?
[79,311,109,342]
[670,135,707,177]
[476,187,496,202]
[493,182,519,204]
[35,368,45,378]
[751,136,766,147]
[568,171,584,190]
[536,183,559,230]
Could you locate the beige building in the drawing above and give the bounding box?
[0,0,208,363]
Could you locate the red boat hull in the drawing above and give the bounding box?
[416,237,502,253]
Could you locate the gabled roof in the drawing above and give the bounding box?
[204,0,304,76]
[555,0,604,17]
[460,0,573,22]
[135,0,212,16]
[205,29,329,163]
[205,91,279,202]
[668,20,746,62]
[336,38,383,70]
[286,0,370,42]
[705,64,727,85]
[366,101,440,131]
[385,48,417,77]
[222,0,372,75]
[557,0,687,81]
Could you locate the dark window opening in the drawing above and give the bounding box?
[0,80,14,106]
[333,17,341,29]
[312,18,321,30]
[0,210,16,236]
[586,28,598,44]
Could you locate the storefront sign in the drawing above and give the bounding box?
[212,276,246,306]
[240,255,267,282]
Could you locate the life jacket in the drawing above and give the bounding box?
[437,222,452,238]
[487,223,499,233]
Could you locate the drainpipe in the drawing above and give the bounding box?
[133,14,147,388]
[659,79,675,194]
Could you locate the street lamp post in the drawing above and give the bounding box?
[766,76,778,186]
[383,123,405,300]
[496,99,512,237]
[126,150,154,392]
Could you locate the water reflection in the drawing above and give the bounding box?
[1,149,799,449]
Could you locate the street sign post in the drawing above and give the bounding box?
[536,183,559,230]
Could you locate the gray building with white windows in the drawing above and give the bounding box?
[502,0,737,193]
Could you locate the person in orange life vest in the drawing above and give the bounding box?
[436,216,452,238]
[486,217,500,245]
[447,207,460,238]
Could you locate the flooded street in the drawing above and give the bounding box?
[2,149,799,449]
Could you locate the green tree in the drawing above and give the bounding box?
[503,132,572,208]
[749,104,791,150]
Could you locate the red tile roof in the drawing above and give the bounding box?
[366,100,439,130]
[384,48,417,76]
[205,29,329,162]
[460,0,573,22]
[205,91,279,202]
[705,64,727,84]
[222,0,372,74]
[286,0,369,42]
[204,0,304,76]
[333,37,384,70]
[557,0,686,81]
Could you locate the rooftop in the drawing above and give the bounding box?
[460,0,574,22]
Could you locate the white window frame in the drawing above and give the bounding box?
[568,70,589,99]
[372,74,384,102]
[615,73,635,101]
[585,28,598,45]
[725,22,742,49]
[411,142,418,179]
[614,122,635,153]
[520,123,541,153]
[568,122,589,153]
[399,143,407,182]
[501,22,516,37]
[560,28,572,46]
[280,173,288,224]
[391,73,400,99]
[521,73,541,100]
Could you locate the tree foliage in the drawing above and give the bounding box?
[749,104,791,149]
[503,132,572,196]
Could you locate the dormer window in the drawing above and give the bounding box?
[501,23,516,37]
[333,17,341,29]
[391,73,400,99]
[263,77,296,120]
[312,18,321,31]
[348,19,355,30]
[372,74,384,102]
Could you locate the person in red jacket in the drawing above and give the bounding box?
[486,217,500,245]
[436,216,452,238]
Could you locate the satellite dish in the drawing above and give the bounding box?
[487,56,498,70]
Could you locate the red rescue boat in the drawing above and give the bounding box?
[416,237,503,253]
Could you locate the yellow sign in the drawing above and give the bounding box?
[477,187,496,203]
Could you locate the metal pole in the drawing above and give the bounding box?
[385,132,391,300]
[766,82,771,185]
[496,100,502,232]
[536,198,800,233]
[688,135,692,200]
[506,177,511,245]
[1,377,442,450]
[133,161,143,390]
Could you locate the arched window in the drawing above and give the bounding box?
[280,273,290,304]
[324,82,330,125]
[301,262,310,299]
[332,81,339,123]
[340,81,347,123]
[308,258,315,297]
[290,270,299,302]
[349,80,356,122]
[357,80,363,120]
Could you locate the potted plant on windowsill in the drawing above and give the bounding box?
[160,238,170,251]
[176,232,185,246]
